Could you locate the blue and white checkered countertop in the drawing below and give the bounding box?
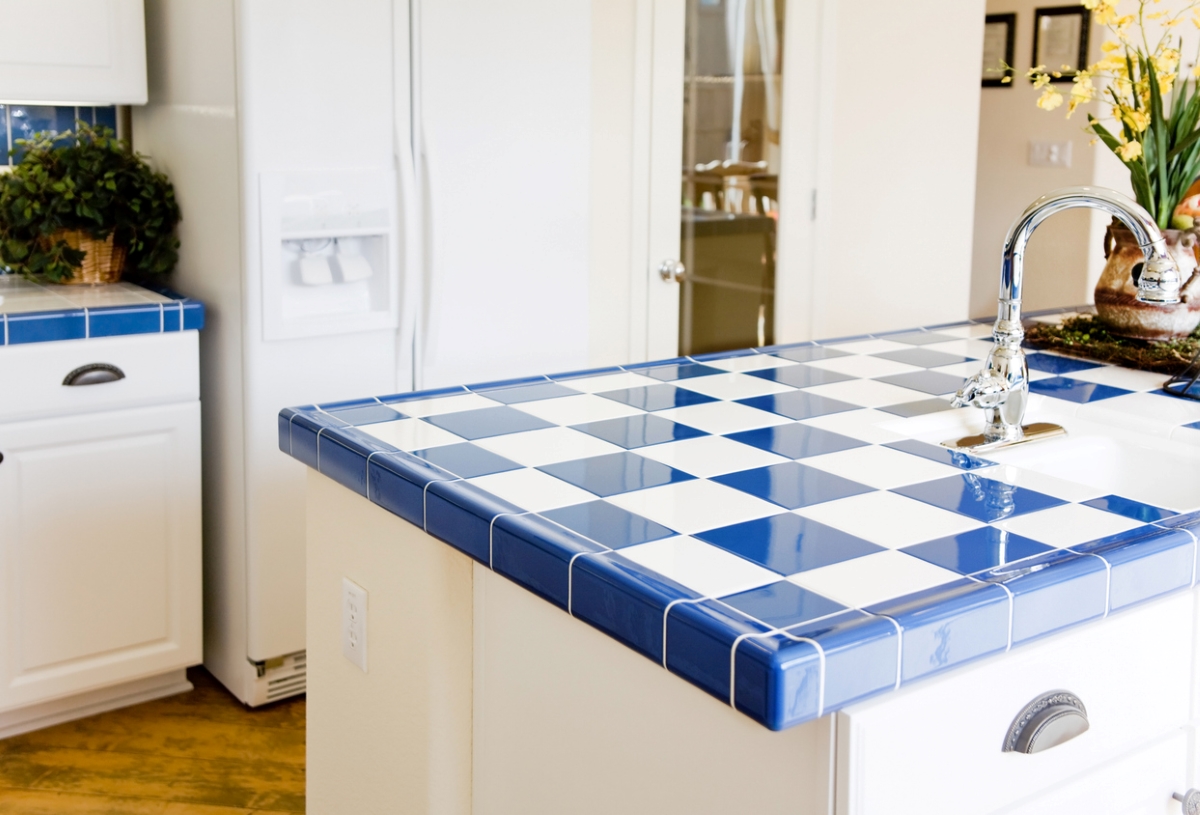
[0,276,204,345]
[280,311,1200,731]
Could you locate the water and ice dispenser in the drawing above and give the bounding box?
[259,169,400,341]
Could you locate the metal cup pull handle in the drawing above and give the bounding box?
[1002,690,1089,754]
[63,363,126,387]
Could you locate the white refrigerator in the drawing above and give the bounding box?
[134,0,596,704]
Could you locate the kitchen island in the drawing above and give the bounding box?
[284,311,1200,815]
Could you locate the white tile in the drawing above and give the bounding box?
[359,418,465,451]
[799,408,907,444]
[635,435,790,478]
[656,400,792,435]
[0,293,73,314]
[806,354,924,380]
[392,392,501,418]
[473,426,625,467]
[1172,424,1200,448]
[802,445,961,490]
[821,339,913,355]
[620,536,779,598]
[937,323,995,339]
[796,491,983,548]
[673,372,794,400]
[994,503,1144,548]
[563,371,662,394]
[984,464,1105,503]
[512,393,643,425]
[788,550,961,609]
[1078,392,1200,436]
[1063,365,1169,392]
[703,354,798,373]
[466,468,596,512]
[930,361,985,378]
[607,479,781,535]
[923,339,995,359]
[804,379,933,409]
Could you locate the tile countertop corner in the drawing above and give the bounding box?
[0,276,204,345]
[279,309,1200,731]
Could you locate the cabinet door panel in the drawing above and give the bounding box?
[0,402,201,710]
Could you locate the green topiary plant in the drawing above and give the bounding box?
[0,123,181,282]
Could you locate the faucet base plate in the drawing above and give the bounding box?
[941,422,1067,454]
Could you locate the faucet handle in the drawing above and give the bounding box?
[1136,253,1183,304]
[952,371,1010,409]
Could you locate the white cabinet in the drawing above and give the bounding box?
[0,332,201,731]
[0,0,147,105]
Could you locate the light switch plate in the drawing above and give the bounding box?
[1029,140,1073,168]
[342,577,368,672]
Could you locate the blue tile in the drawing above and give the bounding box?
[690,348,758,362]
[892,474,1064,523]
[366,452,453,526]
[875,370,965,396]
[879,331,955,346]
[903,526,1053,574]
[492,513,609,609]
[666,598,774,706]
[549,365,624,382]
[978,549,1108,644]
[885,439,995,470]
[1186,420,1200,431]
[89,305,162,337]
[411,443,522,478]
[423,406,554,440]
[866,579,1011,683]
[1028,376,1130,403]
[424,479,524,563]
[1159,510,1200,533]
[380,386,470,405]
[473,381,578,404]
[771,346,850,363]
[1072,526,1194,611]
[727,424,867,459]
[7,310,86,344]
[747,364,854,389]
[1026,352,1102,374]
[541,500,676,548]
[94,106,118,130]
[572,414,707,449]
[284,409,345,471]
[873,348,972,368]
[877,398,957,418]
[596,383,716,411]
[713,462,874,510]
[181,301,205,330]
[324,403,404,425]
[574,551,701,663]
[1083,494,1175,523]
[697,513,883,574]
[539,452,693,497]
[738,391,859,420]
[781,611,900,712]
[719,581,846,629]
[732,631,823,729]
[642,362,724,381]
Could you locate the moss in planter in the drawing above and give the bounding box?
[1023,315,1200,374]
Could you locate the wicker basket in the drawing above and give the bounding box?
[52,230,127,285]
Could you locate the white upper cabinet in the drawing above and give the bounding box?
[0,0,147,105]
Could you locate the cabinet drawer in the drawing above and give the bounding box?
[836,591,1196,815]
[0,332,198,422]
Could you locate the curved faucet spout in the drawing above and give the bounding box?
[949,186,1180,451]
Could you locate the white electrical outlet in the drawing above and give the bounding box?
[342,577,368,672]
[1029,140,1073,168]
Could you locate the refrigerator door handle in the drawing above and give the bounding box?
[396,137,422,392]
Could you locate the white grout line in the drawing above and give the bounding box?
[661,597,705,669]
[158,303,164,332]
[488,512,526,569]
[83,307,89,338]
[566,550,607,616]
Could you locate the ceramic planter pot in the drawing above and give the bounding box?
[1094,221,1200,340]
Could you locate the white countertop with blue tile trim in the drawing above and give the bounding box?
[0,276,204,345]
[279,312,1200,731]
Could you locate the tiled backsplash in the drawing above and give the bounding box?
[1,104,119,165]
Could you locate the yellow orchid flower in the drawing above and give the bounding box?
[1037,89,1064,111]
[1117,140,1143,161]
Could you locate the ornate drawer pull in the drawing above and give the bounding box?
[1002,690,1089,754]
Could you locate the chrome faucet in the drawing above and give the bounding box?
[946,187,1183,452]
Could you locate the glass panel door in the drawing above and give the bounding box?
[681,0,784,356]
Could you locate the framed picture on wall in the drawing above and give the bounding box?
[1033,6,1091,82]
[983,13,1016,87]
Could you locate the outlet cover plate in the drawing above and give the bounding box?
[342,577,368,672]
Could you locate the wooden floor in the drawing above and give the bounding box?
[0,668,305,814]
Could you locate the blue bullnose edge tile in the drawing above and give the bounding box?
[1083,495,1175,523]
[783,611,900,714]
[322,403,405,426]
[367,452,455,527]
[181,300,205,330]
[492,514,609,610]
[378,385,470,404]
[1072,525,1195,612]
[88,304,163,337]
[424,479,524,564]
[574,552,701,665]
[548,365,624,382]
[280,408,347,470]
[666,599,772,708]
[978,549,1108,644]
[7,310,86,344]
[465,374,550,392]
[1160,510,1200,534]
[866,579,1010,684]
[690,348,759,361]
[733,631,822,730]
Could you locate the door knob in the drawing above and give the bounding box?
[1174,790,1200,814]
[658,259,686,283]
